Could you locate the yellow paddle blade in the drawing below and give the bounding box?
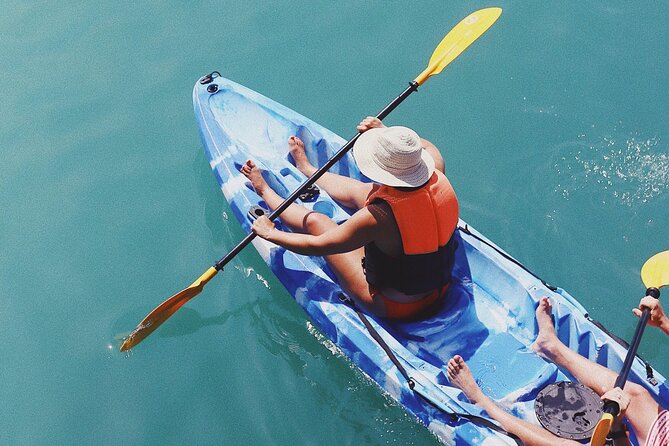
[120,267,218,351]
[641,250,669,289]
[414,7,503,85]
[590,413,614,446]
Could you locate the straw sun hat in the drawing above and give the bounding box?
[352,126,435,188]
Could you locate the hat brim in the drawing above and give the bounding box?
[352,128,436,188]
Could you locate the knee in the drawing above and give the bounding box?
[624,382,649,400]
[303,211,336,235]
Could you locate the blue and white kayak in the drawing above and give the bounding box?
[193,72,668,445]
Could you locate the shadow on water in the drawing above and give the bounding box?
[155,307,230,338]
[247,292,313,368]
[193,148,246,247]
[111,307,231,346]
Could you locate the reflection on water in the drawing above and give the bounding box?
[111,307,231,350]
[155,308,230,338]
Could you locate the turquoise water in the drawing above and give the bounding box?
[2,1,667,444]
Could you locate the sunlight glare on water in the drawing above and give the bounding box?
[555,129,668,206]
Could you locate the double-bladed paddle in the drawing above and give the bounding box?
[120,7,503,352]
[591,250,669,445]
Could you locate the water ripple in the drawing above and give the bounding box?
[554,132,668,206]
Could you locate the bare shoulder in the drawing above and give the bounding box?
[365,200,400,238]
[420,138,445,173]
[336,199,399,240]
[341,201,393,234]
[366,200,395,224]
[364,200,401,253]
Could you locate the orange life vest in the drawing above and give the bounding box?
[363,170,459,295]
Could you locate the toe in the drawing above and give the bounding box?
[447,358,458,374]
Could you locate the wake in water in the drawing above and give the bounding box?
[554,132,668,206]
[235,265,271,288]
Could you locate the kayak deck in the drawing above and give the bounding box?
[194,73,668,445]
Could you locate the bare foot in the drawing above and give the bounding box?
[240,160,269,196]
[531,297,561,359]
[447,355,484,404]
[288,136,315,175]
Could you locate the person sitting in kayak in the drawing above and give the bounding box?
[447,297,668,446]
[241,116,459,319]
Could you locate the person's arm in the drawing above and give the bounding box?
[419,138,445,173]
[309,172,374,210]
[251,208,378,256]
[633,296,669,335]
[601,388,633,446]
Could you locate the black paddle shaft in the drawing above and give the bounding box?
[603,287,661,415]
[214,81,420,271]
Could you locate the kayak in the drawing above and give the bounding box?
[193,72,668,445]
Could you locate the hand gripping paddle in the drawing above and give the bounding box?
[591,250,669,445]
